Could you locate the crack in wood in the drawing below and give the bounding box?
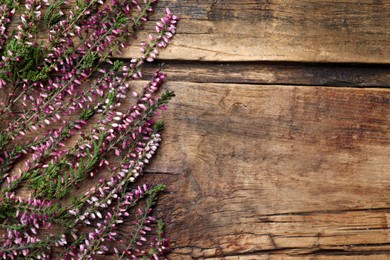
[207,0,220,18]
[258,207,390,217]
[175,247,390,259]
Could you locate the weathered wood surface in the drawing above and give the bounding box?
[122,0,390,63]
[141,82,390,259]
[4,0,390,259]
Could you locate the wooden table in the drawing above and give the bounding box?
[132,1,390,259]
[5,0,390,259]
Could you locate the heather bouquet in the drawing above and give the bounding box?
[0,0,178,259]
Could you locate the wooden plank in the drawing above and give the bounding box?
[2,75,390,259]
[121,0,390,63]
[134,82,390,258]
[207,255,390,260]
[3,80,390,258]
[11,1,390,63]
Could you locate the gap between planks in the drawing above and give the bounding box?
[133,60,390,88]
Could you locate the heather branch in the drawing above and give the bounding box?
[0,1,178,258]
[31,88,173,199]
[0,0,173,153]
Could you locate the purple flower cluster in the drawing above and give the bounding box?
[0,4,15,51]
[64,184,165,259]
[0,194,58,259]
[0,0,178,258]
[0,1,178,174]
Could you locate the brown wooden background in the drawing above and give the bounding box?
[137,0,390,259]
[6,0,390,259]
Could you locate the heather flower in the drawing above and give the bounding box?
[0,0,177,258]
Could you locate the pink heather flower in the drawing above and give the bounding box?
[0,1,176,258]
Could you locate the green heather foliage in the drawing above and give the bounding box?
[0,0,178,259]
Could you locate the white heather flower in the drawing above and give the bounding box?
[69,209,77,215]
[96,211,102,219]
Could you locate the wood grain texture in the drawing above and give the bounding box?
[137,82,390,258]
[9,79,390,258]
[3,0,390,258]
[121,0,390,63]
[208,255,390,260]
